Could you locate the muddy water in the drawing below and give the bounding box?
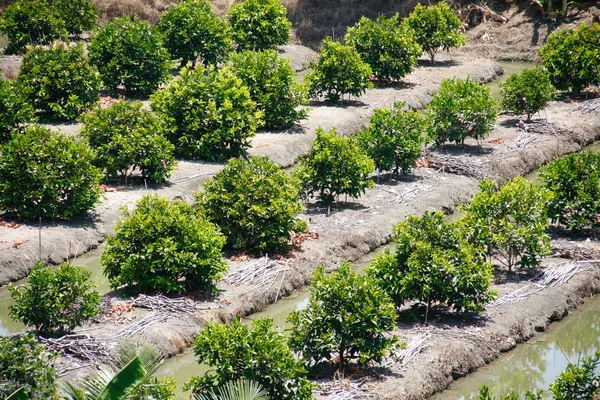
[434,293,600,399]
[0,246,109,336]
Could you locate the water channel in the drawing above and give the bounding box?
[0,61,597,399]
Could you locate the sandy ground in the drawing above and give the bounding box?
[0,54,501,286]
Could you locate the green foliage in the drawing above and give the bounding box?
[0,0,66,55]
[367,211,496,312]
[0,125,102,219]
[288,264,399,373]
[227,0,291,50]
[196,156,304,253]
[356,102,427,176]
[540,151,600,231]
[61,342,176,400]
[406,2,466,63]
[295,127,375,207]
[157,0,232,66]
[0,77,36,144]
[88,16,171,95]
[151,64,262,160]
[539,23,600,93]
[186,318,314,400]
[195,380,268,400]
[227,49,308,129]
[306,37,374,103]
[102,195,227,294]
[80,101,175,183]
[9,262,100,337]
[550,351,600,400]
[459,178,552,272]
[478,386,541,400]
[52,0,97,35]
[428,77,497,145]
[500,67,554,121]
[345,14,422,82]
[17,42,101,121]
[0,334,57,399]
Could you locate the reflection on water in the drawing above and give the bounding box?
[434,294,600,400]
[0,246,108,337]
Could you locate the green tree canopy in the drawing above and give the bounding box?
[227,0,291,50]
[500,67,554,121]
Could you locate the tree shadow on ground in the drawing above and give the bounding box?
[395,303,494,330]
[372,80,417,90]
[370,172,424,186]
[303,200,370,216]
[428,143,495,157]
[492,263,541,285]
[417,58,460,69]
[308,98,369,108]
[257,125,307,135]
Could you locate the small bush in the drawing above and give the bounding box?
[288,263,399,373]
[151,64,262,160]
[227,0,291,50]
[0,334,57,399]
[406,2,466,63]
[197,156,305,253]
[186,318,314,400]
[540,151,600,231]
[459,178,552,272]
[345,14,421,82]
[9,262,100,337]
[306,37,373,103]
[0,0,66,55]
[367,211,496,313]
[80,101,175,184]
[295,127,375,207]
[52,0,97,35]
[17,42,102,120]
[550,351,600,400]
[88,16,171,95]
[0,125,103,219]
[500,67,554,121]
[539,23,600,93]
[102,195,227,294]
[227,49,308,129]
[157,0,232,67]
[0,77,36,144]
[428,77,497,145]
[357,102,427,176]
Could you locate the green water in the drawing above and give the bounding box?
[434,293,600,399]
[485,62,536,100]
[0,247,108,336]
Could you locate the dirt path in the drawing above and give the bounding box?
[0,55,501,286]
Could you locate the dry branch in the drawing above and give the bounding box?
[573,98,600,113]
[424,154,488,178]
[226,256,289,291]
[383,333,430,368]
[40,334,111,369]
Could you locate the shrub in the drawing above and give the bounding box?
[295,127,375,208]
[459,178,552,272]
[306,37,373,103]
[0,0,66,55]
[52,0,97,35]
[88,16,171,95]
[540,151,600,231]
[288,263,399,373]
[227,0,291,50]
[17,42,102,121]
[550,351,600,400]
[0,125,103,219]
[185,318,314,400]
[0,77,36,144]
[9,262,100,337]
[367,211,496,313]
[151,64,262,160]
[157,0,232,67]
[227,49,308,129]
[345,14,421,82]
[0,334,57,399]
[406,2,466,63]
[500,67,554,121]
[80,101,175,184]
[428,77,497,145]
[196,156,305,253]
[539,23,600,93]
[356,102,427,176]
[102,195,227,294]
